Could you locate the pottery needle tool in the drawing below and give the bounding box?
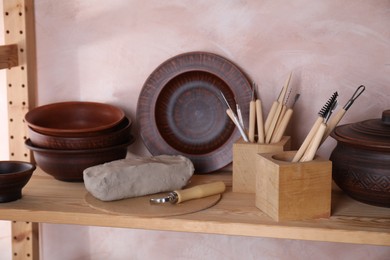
[255,84,265,144]
[320,85,366,144]
[248,83,256,142]
[220,91,249,142]
[271,93,300,143]
[235,101,244,129]
[150,181,226,204]
[300,96,338,162]
[292,91,338,162]
[265,72,292,143]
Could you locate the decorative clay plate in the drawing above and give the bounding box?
[136,52,251,173]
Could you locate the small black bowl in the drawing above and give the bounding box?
[0,161,36,203]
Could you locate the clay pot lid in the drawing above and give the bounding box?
[331,110,390,151]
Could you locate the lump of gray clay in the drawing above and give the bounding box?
[83,154,194,201]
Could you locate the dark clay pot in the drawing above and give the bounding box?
[330,110,390,207]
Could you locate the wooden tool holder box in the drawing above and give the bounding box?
[232,136,291,193]
[255,151,332,221]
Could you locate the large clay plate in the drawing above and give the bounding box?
[137,52,252,173]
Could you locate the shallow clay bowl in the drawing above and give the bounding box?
[25,101,125,137]
[28,117,132,150]
[25,137,134,182]
[0,161,36,203]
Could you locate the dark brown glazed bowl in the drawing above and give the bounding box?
[25,137,134,182]
[25,101,125,137]
[330,110,390,207]
[0,161,36,203]
[28,117,132,150]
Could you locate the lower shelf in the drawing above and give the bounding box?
[0,168,389,246]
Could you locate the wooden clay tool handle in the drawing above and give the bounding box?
[271,108,293,143]
[256,99,265,143]
[176,181,226,204]
[300,122,327,162]
[264,101,278,135]
[265,102,283,143]
[248,100,256,142]
[292,116,323,162]
[320,108,346,145]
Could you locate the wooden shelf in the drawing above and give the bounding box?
[1,168,389,246]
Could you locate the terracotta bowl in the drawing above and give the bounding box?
[0,161,36,203]
[28,117,132,150]
[25,101,125,137]
[25,137,134,182]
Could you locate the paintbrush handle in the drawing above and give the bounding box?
[256,99,265,143]
[249,100,256,142]
[292,117,323,162]
[300,123,327,162]
[320,108,347,145]
[264,101,278,135]
[271,108,293,143]
[265,102,283,143]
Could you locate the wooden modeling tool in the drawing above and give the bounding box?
[265,72,292,143]
[271,93,300,143]
[248,84,256,142]
[320,85,365,144]
[255,84,265,143]
[292,92,338,162]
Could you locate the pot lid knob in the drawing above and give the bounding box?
[382,110,390,126]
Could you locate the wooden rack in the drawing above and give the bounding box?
[1,1,389,260]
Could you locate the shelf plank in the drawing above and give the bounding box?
[0,169,389,246]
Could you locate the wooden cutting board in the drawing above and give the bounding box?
[84,192,222,217]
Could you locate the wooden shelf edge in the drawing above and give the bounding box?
[0,172,389,247]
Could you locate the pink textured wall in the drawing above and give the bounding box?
[1,0,389,259]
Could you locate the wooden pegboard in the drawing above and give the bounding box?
[3,0,39,259]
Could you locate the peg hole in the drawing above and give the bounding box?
[22,84,25,88]
[5,12,9,16]
[9,101,12,105]
[19,30,23,34]
[10,152,14,156]
[24,153,28,157]
[8,83,12,87]
[21,66,25,70]
[19,12,23,16]
[6,30,9,34]
[10,135,14,139]
[20,48,24,53]
[22,101,26,106]
[27,253,31,257]
[10,118,13,122]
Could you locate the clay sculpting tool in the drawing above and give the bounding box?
[220,92,249,142]
[265,72,292,143]
[271,93,300,143]
[292,92,338,162]
[150,181,226,204]
[255,84,265,143]
[248,84,256,142]
[300,97,337,162]
[320,85,365,144]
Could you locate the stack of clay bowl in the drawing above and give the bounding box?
[25,101,134,182]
